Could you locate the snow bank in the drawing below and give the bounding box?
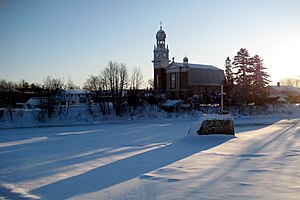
[162,100,181,106]
[0,106,104,129]
[1,104,300,129]
[0,184,39,200]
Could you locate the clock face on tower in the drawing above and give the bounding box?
[163,52,167,58]
[156,53,160,58]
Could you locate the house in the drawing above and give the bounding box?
[267,83,300,103]
[59,89,90,107]
[23,97,48,109]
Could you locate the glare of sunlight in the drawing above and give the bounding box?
[265,35,300,83]
[56,129,103,136]
[0,137,48,148]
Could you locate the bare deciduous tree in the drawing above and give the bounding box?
[0,79,16,89]
[84,75,101,91]
[65,76,76,90]
[103,61,129,116]
[280,77,300,88]
[84,74,111,116]
[43,76,64,91]
[42,76,64,119]
[148,79,154,89]
[130,67,143,90]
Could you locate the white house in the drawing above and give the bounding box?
[59,89,90,107]
[23,97,48,109]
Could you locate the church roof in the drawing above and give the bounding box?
[168,62,220,70]
[188,67,225,86]
[167,62,225,86]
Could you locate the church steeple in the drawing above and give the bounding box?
[156,23,166,49]
[152,23,170,93]
[153,23,169,69]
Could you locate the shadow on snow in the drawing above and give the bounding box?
[31,134,234,199]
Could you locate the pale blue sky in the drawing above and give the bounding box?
[1,0,300,87]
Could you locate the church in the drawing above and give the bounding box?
[152,25,225,100]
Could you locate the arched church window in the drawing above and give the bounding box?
[171,73,176,89]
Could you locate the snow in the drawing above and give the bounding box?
[162,99,181,106]
[1,109,300,199]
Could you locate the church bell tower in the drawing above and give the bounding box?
[152,23,169,93]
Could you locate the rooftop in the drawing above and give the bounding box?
[269,85,300,94]
[169,62,221,71]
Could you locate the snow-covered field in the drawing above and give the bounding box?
[0,113,300,199]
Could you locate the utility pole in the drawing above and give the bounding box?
[219,85,225,114]
[179,66,181,99]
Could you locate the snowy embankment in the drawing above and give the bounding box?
[0,106,300,199]
[0,103,198,129]
[1,104,300,129]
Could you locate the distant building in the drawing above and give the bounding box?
[23,97,48,109]
[267,83,300,103]
[152,25,225,99]
[59,90,90,106]
[23,90,91,109]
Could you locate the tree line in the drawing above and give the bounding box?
[1,49,290,119]
[0,61,148,117]
[0,76,79,119]
[280,77,300,88]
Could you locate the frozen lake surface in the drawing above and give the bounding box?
[0,116,300,199]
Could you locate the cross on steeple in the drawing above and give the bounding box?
[160,21,162,30]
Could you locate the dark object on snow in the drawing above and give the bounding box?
[197,119,235,135]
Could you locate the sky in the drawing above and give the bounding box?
[0,0,300,88]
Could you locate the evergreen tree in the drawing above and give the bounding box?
[225,57,234,85]
[224,57,235,105]
[249,55,270,105]
[232,48,252,104]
